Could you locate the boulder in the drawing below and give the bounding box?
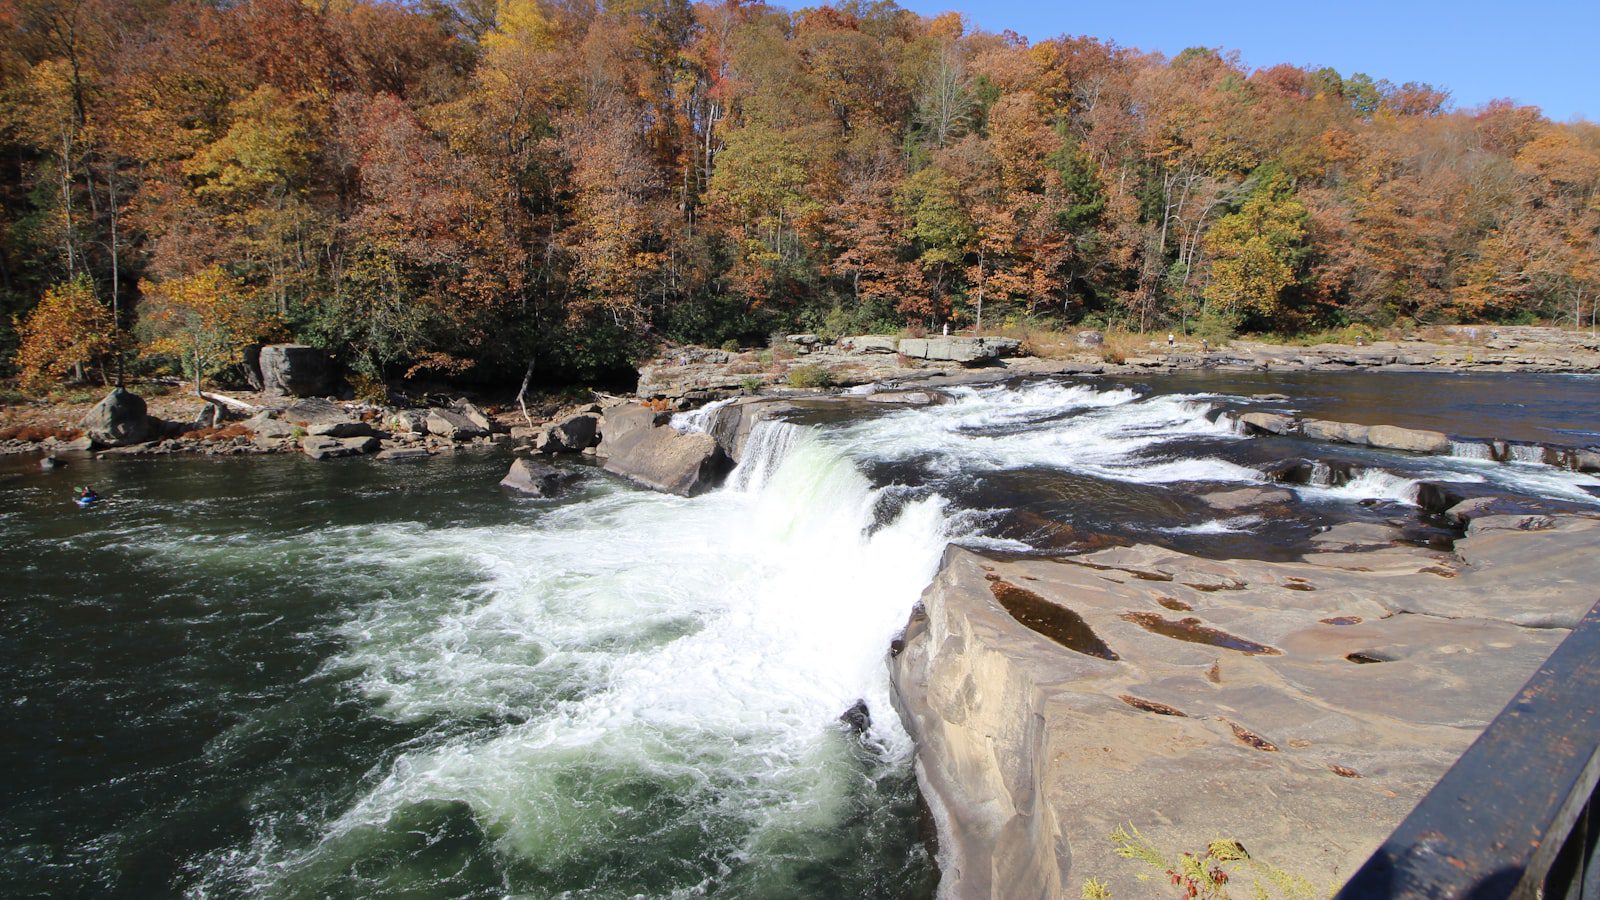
[60,435,95,452]
[1576,449,1600,474]
[1199,486,1294,511]
[598,403,670,452]
[79,388,156,447]
[1236,411,1295,436]
[388,410,428,435]
[898,336,1023,363]
[376,447,431,461]
[243,411,298,441]
[1301,418,1371,445]
[602,415,730,496]
[283,398,354,429]
[301,434,379,461]
[307,420,376,438]
[864,391,933,405]
[837,335,899,354]
[241,344,265,391]
[259,344,334,397]
[1368,424,1451,454]
[425,407,490,440]
[454,400,495,433]
[786,333,820,346]
[500,458,580,497]
[536,413,599,454]
[1075,329,1105,348]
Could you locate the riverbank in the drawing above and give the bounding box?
[5,324,1597,462]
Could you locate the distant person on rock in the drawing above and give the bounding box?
[942,323,949,336]
[1167,333,1175,349]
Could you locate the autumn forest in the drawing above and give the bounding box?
[2,0,1598,390]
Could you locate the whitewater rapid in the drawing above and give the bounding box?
[202,377,1600,895]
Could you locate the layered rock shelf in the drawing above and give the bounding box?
[1226,408,1600,472]
[890,513,1600,898]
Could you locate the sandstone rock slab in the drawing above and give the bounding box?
[1367,424,1450,454]
[892,516,1600,898]
[601,416,730,496]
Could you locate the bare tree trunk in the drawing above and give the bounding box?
[108,160,124,387]
[974,252,985,333]
[515,355,537,432]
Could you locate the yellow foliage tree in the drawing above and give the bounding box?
[15,275,115,390]
[140,267,278,414]
[1202,173,1309,324]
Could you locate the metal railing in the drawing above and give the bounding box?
[1336,599,1600,899]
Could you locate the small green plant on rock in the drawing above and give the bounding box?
[739,376,763,392]
[1082,824,1323,899]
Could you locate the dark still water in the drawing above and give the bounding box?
[4,371,1598,898]
[1116,370,1600,447]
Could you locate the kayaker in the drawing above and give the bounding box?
[77,485,98,503]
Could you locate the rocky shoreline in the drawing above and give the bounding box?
[5,324,1598,465]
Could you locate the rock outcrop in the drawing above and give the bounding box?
[536,413,599,454]
[500,458,579,497]
[1235,411,1294,436]
[599,403,730,496]
[259,344,334,397]
[425,406,491,440]
[898,336,1022,364]
[78,388,157,447]
[301,434,379,460]
[1301,418,1371,444]
[1366,424,1451,454]
[892,515,1600,898]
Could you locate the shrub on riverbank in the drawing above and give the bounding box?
[787,365,836,388]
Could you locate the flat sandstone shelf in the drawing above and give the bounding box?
[891,512,1600,898]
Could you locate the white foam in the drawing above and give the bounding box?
[1294,468,1421,505]
[831,381,1252,485]
[277,426,954,880]
[1158,515,1263,535]
[1450,440,1494,461]
[669,397,736,433]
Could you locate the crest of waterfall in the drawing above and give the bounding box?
[1451,440,1494,461]
[669,397,736,433]
[728,420,809,493]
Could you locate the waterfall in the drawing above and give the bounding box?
[1509,443,1548,465]
[669,397,736,433]
[1450,440,1494,460]
[274,416,954,896]
[728,419,808,493]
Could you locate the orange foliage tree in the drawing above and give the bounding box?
[14,274,114,389]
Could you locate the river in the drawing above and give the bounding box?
[3,372,1598,897]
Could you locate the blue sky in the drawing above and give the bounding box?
[890,0,1599,122]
